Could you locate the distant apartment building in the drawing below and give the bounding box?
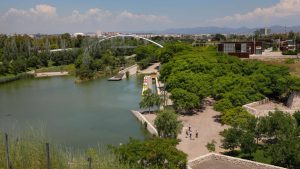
[218,42,263,58]
[255,28,271,36]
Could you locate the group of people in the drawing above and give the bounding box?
[185,124,198,140]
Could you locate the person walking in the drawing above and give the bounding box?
[189,131,192,140]
[188,124,191,131]
[195,130,199,138]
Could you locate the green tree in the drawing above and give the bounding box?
[11,57,27,74]
[214,34,226,41]
[221,107,254,126]
[75,52,95,80]
[206,140,216,152]
[154,110,183,138]
[139,89,161,113]
[170,88,199,113]
[221,128,242,151]
[293,111,300,126]
[263,111,296,139]
[112,138,187,169]
[240,132,256,156]
[268,137,300,168]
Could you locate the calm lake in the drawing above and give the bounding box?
[0,76,145,148]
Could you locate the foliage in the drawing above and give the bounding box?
[154,110,183,138]
[214,34,226,41]
[159,46,300,115]
[221,107,255,126]
[159,42,192,64]
[135,44,160,69]
[240,132,256,156]
[221,128,242,151]
[170,88,200,113]
[0,130,130,169]
[112,138,187,169]
[282,50,300,55]
[206,140,216,152]
[222,111,300,168]
[75,52,95,80]
[139,89,161,113]
[294,111,300,126]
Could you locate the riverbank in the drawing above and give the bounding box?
[0,73,34,84]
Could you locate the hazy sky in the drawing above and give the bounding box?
[1,0,300,34]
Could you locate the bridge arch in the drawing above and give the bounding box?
[96,34,164,48]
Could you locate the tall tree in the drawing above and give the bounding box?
[154,110,183,138]
[139,88,161,113]
[112,138,187,169]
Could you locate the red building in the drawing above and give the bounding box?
[218,42,263,58]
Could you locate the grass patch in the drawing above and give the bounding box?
[0,129,131,169]
[0,73,34,84]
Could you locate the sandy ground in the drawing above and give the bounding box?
[250,101,290,110]
[35,71,69,77]
[143,105,229,160]
[139,63,160,74]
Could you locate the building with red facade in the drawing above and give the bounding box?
[218,42,263,58]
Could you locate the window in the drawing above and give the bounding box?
[224,43,235,53]
[241,43,247,53]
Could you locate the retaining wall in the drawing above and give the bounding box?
[243,98,298,117]
[131,110,158,136]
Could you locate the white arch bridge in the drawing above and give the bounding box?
[96,34,164,48]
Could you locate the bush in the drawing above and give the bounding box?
[221,107,254,126]
[206,140,216,152]
[113,138,187,169]
[282,50,300,55]
[154,110,183,138]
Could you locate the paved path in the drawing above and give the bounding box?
[177,106,229,160]
[120,64,138,76]
[139,63,160,74]
[143,105,229,160]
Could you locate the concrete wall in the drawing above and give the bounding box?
[243,97,298,117]
[287,92,300,111]
[131,110,158,136]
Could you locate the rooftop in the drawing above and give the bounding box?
[188,153,285,169]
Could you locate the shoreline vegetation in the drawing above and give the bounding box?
[0,130,133,169]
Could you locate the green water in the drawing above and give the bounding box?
[0,76,144,148]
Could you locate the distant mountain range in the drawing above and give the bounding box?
[156,25,300,34]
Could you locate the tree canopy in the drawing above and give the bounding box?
[112,138,187,169]
[159,46,300,115]
[154,109,183,138]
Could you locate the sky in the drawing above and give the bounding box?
[0,0,300,34]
